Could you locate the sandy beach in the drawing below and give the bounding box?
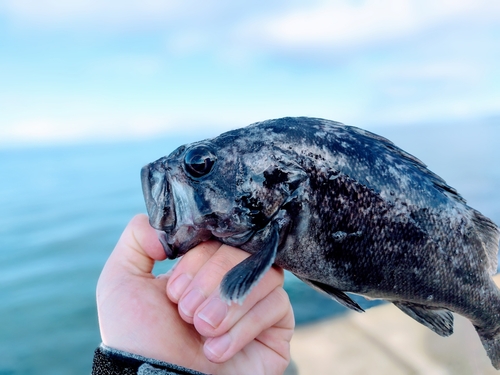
[288,275,500,375]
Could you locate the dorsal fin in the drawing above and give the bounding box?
[349,125,467,204]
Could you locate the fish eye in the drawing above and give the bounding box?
[183,145,217,178]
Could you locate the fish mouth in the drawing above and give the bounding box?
[141,163,179,258]
[141,164,176,230]
[156,226,212,259]
[142,163,213,259]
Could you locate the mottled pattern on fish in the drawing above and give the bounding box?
[141,117,500,369]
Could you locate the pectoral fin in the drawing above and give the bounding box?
[220,221,279,304]
[298,277,364,313]
[393,301,454,337]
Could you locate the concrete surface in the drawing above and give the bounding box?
[289,275,500,375]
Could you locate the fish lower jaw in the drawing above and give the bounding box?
[156,230,177,259]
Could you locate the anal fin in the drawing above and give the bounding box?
[299,277,364,313]
[393,301,454,337]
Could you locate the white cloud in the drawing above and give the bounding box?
[2,119,80,143]
[1,0,499,145]
[239,0,500,52]
[367,93,500,126]
[3,0,498,59]
[0,116,172,146]
[368,60,482,86]
[0,111,246,147]
[0,0,268,33]
[0,0,181,28]
[243,0,416,49]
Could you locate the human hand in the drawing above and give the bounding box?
[96,214,294,375]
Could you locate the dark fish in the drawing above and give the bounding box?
[141,117,500,369]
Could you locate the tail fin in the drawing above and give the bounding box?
[479,331,500,370]
[471,208,500,275]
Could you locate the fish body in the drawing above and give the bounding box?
[141,117,500,368]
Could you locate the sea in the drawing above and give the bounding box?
[1,120,499,374]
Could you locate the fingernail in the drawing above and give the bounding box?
[198,298,228,328]
[179,288,205,318]
[168,273,191,302]
[205,334,231,359]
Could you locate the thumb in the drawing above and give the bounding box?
[105,214,167,278]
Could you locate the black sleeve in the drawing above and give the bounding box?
[92,344,211,375]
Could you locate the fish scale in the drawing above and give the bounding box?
[141,117,500,369]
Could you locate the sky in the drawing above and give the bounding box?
[0,0,499,146]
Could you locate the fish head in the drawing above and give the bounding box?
[141,134,306,259]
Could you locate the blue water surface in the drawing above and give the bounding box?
[0,120,499,374]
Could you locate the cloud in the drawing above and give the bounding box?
[0,0,278,33]
[1,0,499,145]
[0,0,182,30]
[2,119,79,143]
[0,110,249,147]
[3,0,499,60]
[0,115,172,146]
[238,0,500,53]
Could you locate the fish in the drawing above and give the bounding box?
[140,117,500,369]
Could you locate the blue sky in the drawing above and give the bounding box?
[0,0,499,146]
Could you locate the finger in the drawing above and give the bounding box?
[174,244,282,324]
[203,286,294,363]
[104,214,165,278]
[193,265,284,338]
[166,240,223,303]
[174,244,251,323]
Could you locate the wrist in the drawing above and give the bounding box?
[92,344,209,375]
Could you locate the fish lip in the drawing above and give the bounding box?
[141,165,156,216]
[141,163,176,230]
[156,230,177,259]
